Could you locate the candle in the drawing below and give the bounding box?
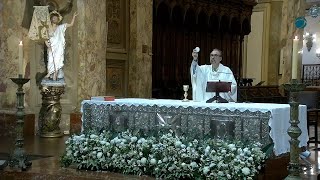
[292,36,299,79]
[18,41,23,76]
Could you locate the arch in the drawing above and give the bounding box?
[184,8,196,28]
[155,2,170,25]
[209,13,220,32]
[198,10,209,29]
[171,5,184,25]
[230,17,241,34]
[242,18,251,35]
[220,15,230,33]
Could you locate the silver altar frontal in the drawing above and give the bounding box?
[81,98,308,156]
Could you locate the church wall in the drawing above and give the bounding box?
[128,0,152,98]
[245,1,283,86]
[0,0,31,110]
[279,0,305,84]
[245,2,271,86]
[77,0,107,105]
[268,1,283,85]
[301,15,320,65]
[245,11,265,86]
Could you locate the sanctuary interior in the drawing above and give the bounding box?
[1,0,320,179]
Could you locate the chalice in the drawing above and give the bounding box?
[182,85,189,102]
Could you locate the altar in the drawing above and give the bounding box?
[81,98,308,156]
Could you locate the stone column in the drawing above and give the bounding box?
[279,0,305,84]
[77,0,107,106]
[128,0,153,98]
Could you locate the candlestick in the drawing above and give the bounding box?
[9,76,31,170]
[292,36,299,79]
[18,41,24,76]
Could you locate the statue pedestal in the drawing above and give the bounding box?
[38,79,65,138]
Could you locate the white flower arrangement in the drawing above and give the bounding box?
[61,131,266,179]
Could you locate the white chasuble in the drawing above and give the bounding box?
[190,63,237,102]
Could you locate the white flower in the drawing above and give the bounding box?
[131,136,137,142]
[203,166,210,174]
[190,162,197,168]
[221,149,227,154]
[138,138,146,144]
[227,174,231,179]
[150,158,157,165]
[175,141,182,148]
[100,140,106,145]
[205,146,210,154]
[141,157,147,165]
[181,144,186,149]
[248,157,253,161]
[163,157,168,162]
[90,134,97,139]
[168,166,174,171]
[241,167,250,175]
[158,160,162,164]
[97,152,103,159]
[228,144,235,149]
[218,171,224,176]
[66,150,72,156]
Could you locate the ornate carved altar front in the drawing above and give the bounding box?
[81,98,308,156]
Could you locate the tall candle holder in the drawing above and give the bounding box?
[282,79,305,179]
[9,74,31,170]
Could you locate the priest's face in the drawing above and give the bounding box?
[210,50,222,67]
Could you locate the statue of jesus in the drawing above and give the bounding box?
[45,10,77,81]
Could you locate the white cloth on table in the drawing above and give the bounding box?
[82,98,308,156]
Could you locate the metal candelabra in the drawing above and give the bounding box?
[9,74,31,170]
[283,79,305,179]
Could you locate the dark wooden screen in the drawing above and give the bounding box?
[152,0,256,99]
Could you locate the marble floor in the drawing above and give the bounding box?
[0,135,319,180]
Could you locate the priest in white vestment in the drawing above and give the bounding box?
[190,48,237,102]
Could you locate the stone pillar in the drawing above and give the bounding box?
[77,0,107,106]
[128,0,153,98]
[279,0,305,84]
[38,84,65,137]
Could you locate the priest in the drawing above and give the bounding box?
[190,47,237,102]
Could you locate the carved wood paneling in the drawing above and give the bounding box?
[106,60,126,97]
[106,0,129,96]
[106,0,127,51]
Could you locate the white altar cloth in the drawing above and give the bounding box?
[83,97,308,156]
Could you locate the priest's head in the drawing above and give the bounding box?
[210,49,222,69]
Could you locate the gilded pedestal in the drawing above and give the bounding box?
[38,82,65,138]
[283,79,305,179]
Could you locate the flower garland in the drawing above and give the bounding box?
[61,131,266,179]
